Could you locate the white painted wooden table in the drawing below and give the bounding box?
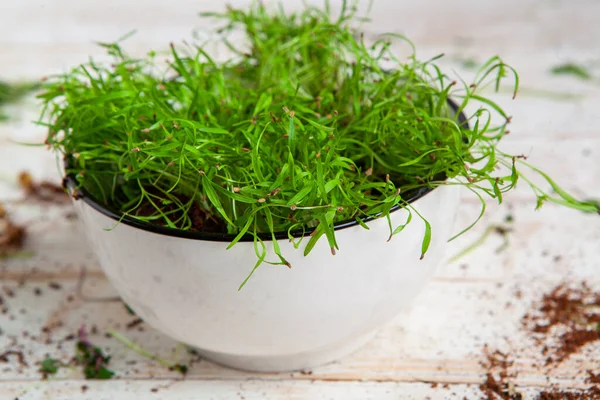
[1,0,599,398]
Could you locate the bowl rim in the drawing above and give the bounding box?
[63,99,467,242]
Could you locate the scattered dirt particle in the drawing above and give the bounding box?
[18,171,69,204]
[547,328,600,365]
[48,282,62,290]
[33,288,42,296]
[535,386,600,399]
[586,371,600,384]
[126,318,144,330]
[81,385,88,393]
[478,346,522,400]
[480,373,502,400]
[0,206,26,257]
[514,289,523,300]
[0,350,28,367]
[480,282,600,398]
[523,282,600,364]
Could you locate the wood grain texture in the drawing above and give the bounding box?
[0,380,551,400]
[1,0,599,399]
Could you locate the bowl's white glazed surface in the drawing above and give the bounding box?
[72,185,459,372]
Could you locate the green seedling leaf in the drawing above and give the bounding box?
[550,63,592,80]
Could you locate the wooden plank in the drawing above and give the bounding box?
[0,380,548,400]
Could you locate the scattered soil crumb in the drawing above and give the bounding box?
[18,171,69,204]
[0,350,28,367]
[522,282,600,364]
[535,386,600,399]
[81,385,88,393]
[126,318,144,330]
[514,289,523,300]
[48,282,62,290]
[478,346,522,400]
[0,205,26,257]
[586,371,600,384]
[480,282,600,399]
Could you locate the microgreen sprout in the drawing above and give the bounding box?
[0,80,38,120]
[108,330,188,375]
[550,63,593,80]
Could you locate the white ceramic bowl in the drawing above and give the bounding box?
[69,182,459,372]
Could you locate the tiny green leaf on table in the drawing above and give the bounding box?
[0,80,39,121]
[39,357,60,376]
[550,63,593,80]
[76,341,115,380]
[170,364,189,375]
[76,326,115,380]
[36,327,116,380]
